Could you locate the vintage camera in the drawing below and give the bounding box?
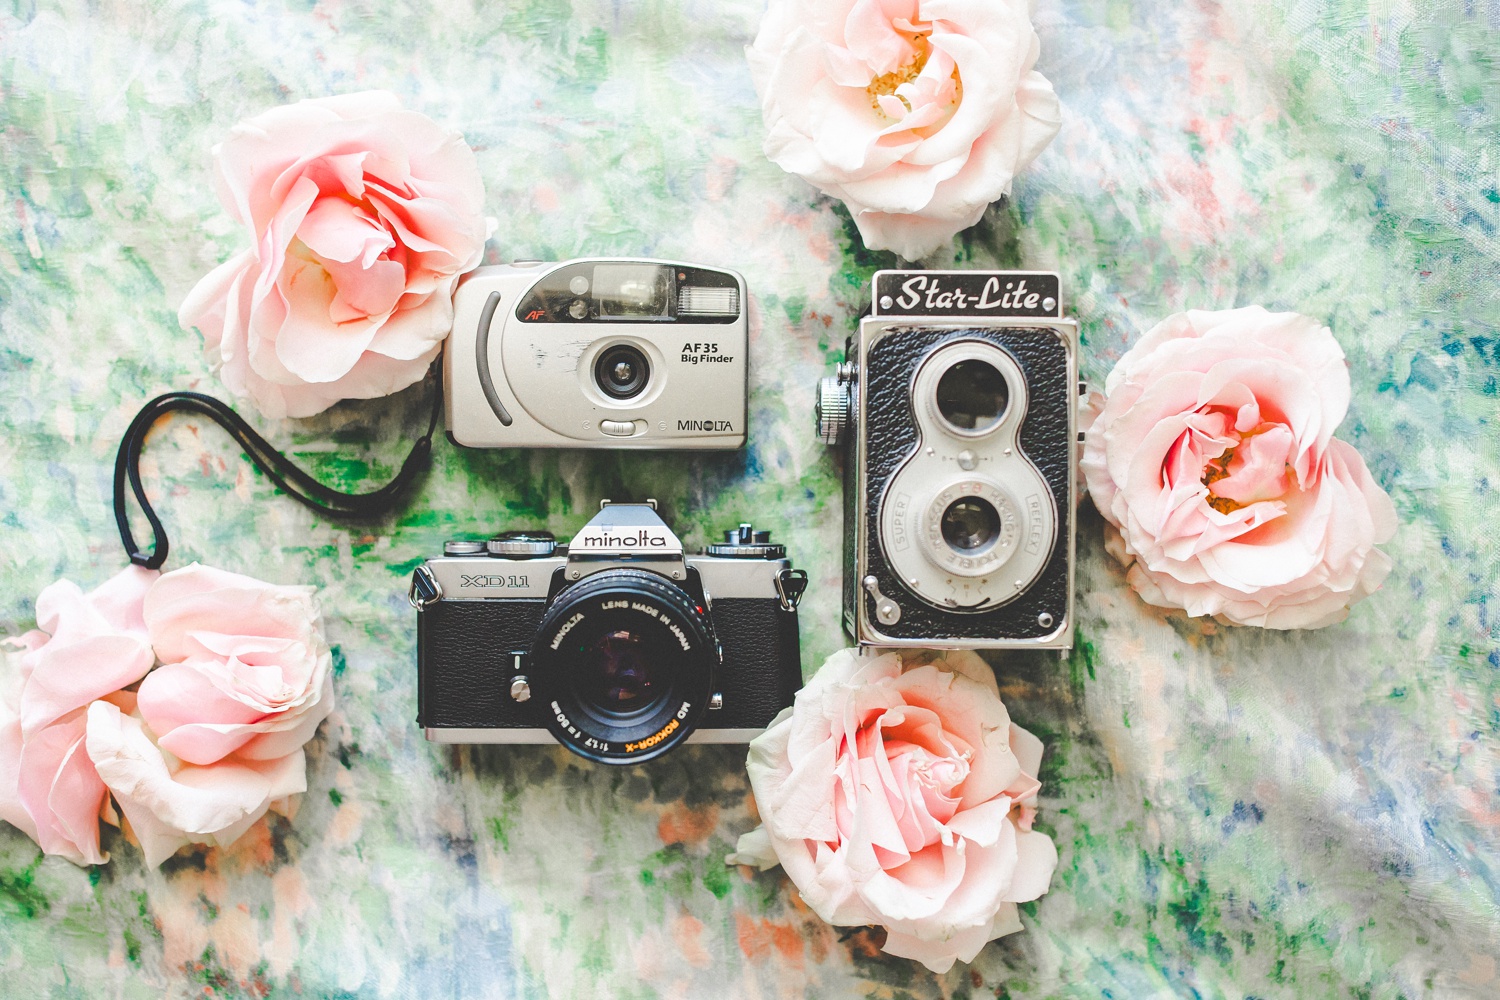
[444,259,747,449]
[816,270,1077,649]
[410,501,807,764]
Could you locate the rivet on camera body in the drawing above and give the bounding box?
[445,259,747,449]
[816,270,1078,650]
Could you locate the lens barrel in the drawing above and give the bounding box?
[529,568,715,763]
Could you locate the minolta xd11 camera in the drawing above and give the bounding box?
[817,270,1077,649]
[445,259,747,449]
[409,502,807,764]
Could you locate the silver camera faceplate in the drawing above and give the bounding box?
[422,552,794,603]
[445,260,747,450]
[851,313,1078,650]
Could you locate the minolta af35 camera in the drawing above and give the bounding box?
[444,259,747,449]
[817,270,1077,649]
[410,502,807,764]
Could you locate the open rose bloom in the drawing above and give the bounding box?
[0,564,333,868]
[0,568,157,865]
[748,0,1061,260]
[88,564,334,867]
[1081,307,1397,629]
[728,649,1057,973]
[180,91,487,418]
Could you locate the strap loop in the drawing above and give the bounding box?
[114,374,441,569]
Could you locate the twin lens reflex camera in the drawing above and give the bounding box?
[444,259,747,450]
[410,501,807,765]
[816,270,1078,650]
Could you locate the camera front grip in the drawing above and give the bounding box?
[113,374,442,569]
[473,290,514,426]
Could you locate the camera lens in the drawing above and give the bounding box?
[595,344,651,400]
[530,568,715,764]
[576,628,657,714]
[936,359,1009,431]
[941,497,1001,554]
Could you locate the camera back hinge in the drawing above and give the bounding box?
[776,568,808,611]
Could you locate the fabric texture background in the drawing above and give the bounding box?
[0,1,1495,996]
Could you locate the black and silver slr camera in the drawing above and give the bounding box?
[817,270,1077,649]
[444,259,747,450]
[410,502,807,764]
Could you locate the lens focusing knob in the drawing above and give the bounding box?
[487,531,557,558]
[816,375,851,446]
[706,523,786,559]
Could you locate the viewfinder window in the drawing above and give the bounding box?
[593,264,673,318]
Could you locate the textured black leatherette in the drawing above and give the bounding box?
[710,599,802,728]
[417,600,546,728]
[857,326,1072,640]
[418,595,798,732]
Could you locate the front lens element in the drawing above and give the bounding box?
[595,344,651,399]
[941,497,1001,554]
[576,628,657,714]
[935,359,1009,431]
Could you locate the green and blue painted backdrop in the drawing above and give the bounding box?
[1,0,1496,996]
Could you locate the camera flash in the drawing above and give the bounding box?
[678,285,739,316]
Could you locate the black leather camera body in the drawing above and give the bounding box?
[410,502,806,764]
[816,270,1077,649]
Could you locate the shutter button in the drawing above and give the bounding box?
[600,420,635,436]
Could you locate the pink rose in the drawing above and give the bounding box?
[728,649,1057,973]
[1081,306,1397,629]
[86,564,333,867]
[179,91,487,418]
[748,0,1061,260]
[85,702,308,868]
[0,567,157,865]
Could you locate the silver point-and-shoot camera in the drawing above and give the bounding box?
[817,270,1078,650]
[444,259,747,450]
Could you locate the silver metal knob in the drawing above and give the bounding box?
[816,375,851,446]
[487,532,557,558]
[443,540,486,556]
[509,676,532,702]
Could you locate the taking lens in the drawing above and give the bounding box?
[935,359,1008,431]
[941,497,1001,554]
[530,568,715,764]
[595,344,651,400]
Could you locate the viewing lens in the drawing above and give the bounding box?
[941,497,1001,553]
[595,344,651,399]
[576,628,658,715]
[936,359,1008,431]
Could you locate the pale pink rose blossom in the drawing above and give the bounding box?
[748,0,1061,260]
[0,567,158,865]
[85,563,333,867]
[85,702,308,868]
[179,90,487,418]
[728,648,1057,973]
[1081,306,1397,628]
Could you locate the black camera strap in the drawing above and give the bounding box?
[114,374,442,569]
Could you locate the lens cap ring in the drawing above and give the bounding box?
[529,568,715,764]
